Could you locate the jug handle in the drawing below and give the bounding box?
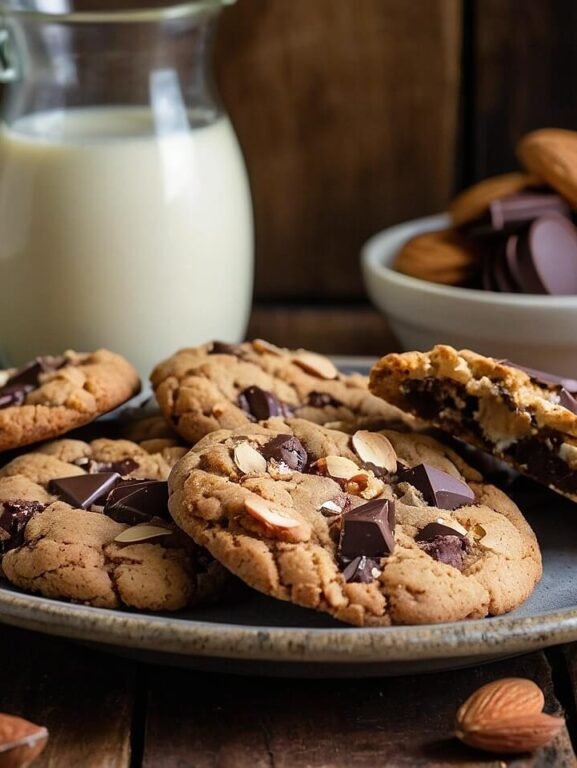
[0,27,18,83]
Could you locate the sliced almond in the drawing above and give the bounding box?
[352,430,397,471]
[244,496,300,529]
[437,517,468,537]
[325,455,360,479]
[292,351,338,380]
[0,371,10,388]
[318,500,342,515]
[252,338,284,356]
[233,442,267,475]
[114,524,172,543]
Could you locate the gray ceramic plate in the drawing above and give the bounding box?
[0,359,576,677]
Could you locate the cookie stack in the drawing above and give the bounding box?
[395,128,577,295]
[0,341,547,626]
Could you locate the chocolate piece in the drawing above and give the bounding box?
[238,386,293,420]
[397,463,475,510]
[209,341,245,356]
[49,472,120,509]
[341,555,381,583]
[306,392,343,409]
[0,500,47,554]
[416,521,466,541]
[261,434,307,471]
[559,388,577,415]
[418,534,469,570]
[339,499,395,559]
[489,192,570,232]
[104,480,169,525]
[0,384,33,409]
[73,457,140,476]
[515,214,577,294]
[5,355,66,389]
[504,360,577,394]
[492,245,520,293]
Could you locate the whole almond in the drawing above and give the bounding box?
[455,678,564,753]
[352,430,397,472]
[0,713,48,768]
[233,443,267,475]
[292,351,338,380]
[244,496,300,530]
[114,523,172,544]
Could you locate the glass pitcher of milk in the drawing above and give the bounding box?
[0,0,253,375]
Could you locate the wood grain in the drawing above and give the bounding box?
[0,626,134,768]
[142,652,575,767]
[247,304,400,356]
[216,0,462,301]
[472,0,577,179]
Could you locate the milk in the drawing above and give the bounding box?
[0,108,253,375]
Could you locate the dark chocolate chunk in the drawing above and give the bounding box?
[341,555,381,583]
[506,432,577,494]
[489,192,570,232]
[261,434,308,471]
[559,388,577,415]
[238,386,293,420]
[491,245,521,293]
[416,521,466,541]
[49,472,120,509]
[397,463,475,510]
[504,360,577,394]
[73,457,140,476]
[339,499,395,559]
[306,392,343,409]
[104,480,169,525]
[0,500,47,554]
[0,384,33,409]
[5,355,66,389]
[418,534,469,570]
[515,214,577,295]
[209,341,245,356]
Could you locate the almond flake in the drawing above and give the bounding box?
[437,517,468,537]
[292,351,338,380]
[319,500,342,515]
[352,430,397,472]
[325,455,360,479]
[233,442,267,475]
[114,524,172,543]
[252,338,284,356]
[244,496,300,529]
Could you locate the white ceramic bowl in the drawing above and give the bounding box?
[361,213,577,377]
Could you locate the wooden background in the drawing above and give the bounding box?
[212,0,575,353]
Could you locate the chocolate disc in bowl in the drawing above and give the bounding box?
[516,214,577,294]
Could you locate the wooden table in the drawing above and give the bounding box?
[1,624,576,767]
[2,306,576,767]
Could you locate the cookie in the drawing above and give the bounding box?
[369,344,577,502]
[168,418,541,626]
[0,438,226,610]
[151,340,412,446]
[517,129,577,210]
[393,229,481,286]
[449,173,538,226]
[0,350,140,452]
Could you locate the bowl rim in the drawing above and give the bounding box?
[361,213,577,308]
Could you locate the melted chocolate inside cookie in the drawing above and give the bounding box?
[0,500,47,554]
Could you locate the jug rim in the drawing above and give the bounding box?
[0,0,234,23]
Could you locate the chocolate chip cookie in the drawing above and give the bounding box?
[370,345,577,502]
[168,418,541,626]
[0,350,140,452]
[0,438,226,610]
[151,340,412,446]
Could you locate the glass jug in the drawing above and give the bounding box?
[0,1,253,375]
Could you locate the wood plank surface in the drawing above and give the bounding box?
[141,651,575,767]
[216,0,462,301]
[0,625,134,767]
[247,304,400,356]
[472,0,577,180]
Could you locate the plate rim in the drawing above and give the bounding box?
[1,585,577,664]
